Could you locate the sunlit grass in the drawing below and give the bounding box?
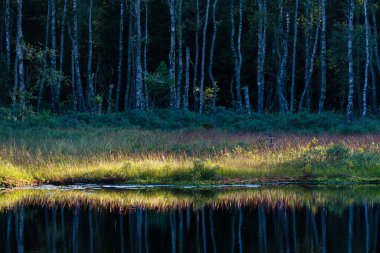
[1,123,380,187]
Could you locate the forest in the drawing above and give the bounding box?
[0,0,379,123]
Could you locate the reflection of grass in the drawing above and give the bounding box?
[1,124,380,186]
[1,185,380,213]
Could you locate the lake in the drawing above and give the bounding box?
[0,184,378,252]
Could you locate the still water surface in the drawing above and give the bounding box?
[0,185,379,252]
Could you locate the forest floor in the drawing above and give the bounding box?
[1,110,380,187]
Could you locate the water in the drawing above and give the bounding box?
[0,185,379,252]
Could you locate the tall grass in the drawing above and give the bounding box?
[1,118,380,187]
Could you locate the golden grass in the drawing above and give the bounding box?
[1,128,380,187]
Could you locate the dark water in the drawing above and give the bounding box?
[0,185,379,253]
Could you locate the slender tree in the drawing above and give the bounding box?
[37,0,51,111]
[193,0,200,111]
[230,0,242,113]
[209,0,219,115]
[56,0,68,108]
[125,8,133,111]
[135,0,144,110]
[299,1,320,112]
[184,47,190,111]
[72,0,86,111]
[347,0,355,123]
[168,0,176,110]
[144,0,149,109]
[176,0,183,110]
[50,0,57,112]
[290,0,298,114]
[276,2,290,113]
[4,0,10,72]
[363,0,370,116]
[16,0,25,114]
[257,0,267,114]
[371,0,380,76]
[199,0,212,114]
[318,0,327,113]
[116,0,124,112]
[87,0,95,115]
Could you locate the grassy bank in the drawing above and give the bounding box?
[1,110,380,187]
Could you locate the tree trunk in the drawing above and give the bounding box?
[299,3,320,112]
[289,0,299,114]
[56,0,67,110]
[135,0,143,110]
[37,0,50,111]
[176,0,183,110]
[16,0,25,114]
[50,0,57,113]
[124,9,133,111]
[209,0,219,115]
[347,0,355,123]
[108,84,114,113]
[116,0,124,112]
[236,0,243,113]
[72,0,86,112]
[242,86,251,115]
[87,0,95,116]
[193,0,200,111]
[363,0,370,117]
[318,0,327,113]
[144,1,149,110]
[199,0,211,114]
[184,47,190,111]
[257,0,267,114]
[371,0,380,77]
[371,62,377,114]
[168,0,176,110]
[4,0,10,80]
[276,3,290,113]
[71,50,77,128]
[230,0,242,113]
[11,55,18,121]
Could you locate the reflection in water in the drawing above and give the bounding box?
[0,186,379,252]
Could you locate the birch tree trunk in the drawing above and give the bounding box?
[72,0,86,111]
[115,0,124,112]
[242,86,251,115]
[87,0,95,115]
[56,0,67,110]
[50,0,57,113]
[318,0,327,113]
[135,0,144,110]
[209,0,219,115]
[236,0,243,112]
[168,0,176,110]
[199,0,211,114]
[289,0,298,114]
[299,4,320,112]
[4,0,10,72]
[16,0,25,114]
[124,9,133,111]
[37,0,51,111]
[183,47,190,111]
[144,0,149,110]
[363,0,370,117]
[370,0,380,77]
[276,3,290,113]
[71,50,77,128]
[347,0,355,123]
[257,0,267,114]
[230,0,242,112]
[193,0,200,111]
[176,0,183,110]
[371,62,377,114]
